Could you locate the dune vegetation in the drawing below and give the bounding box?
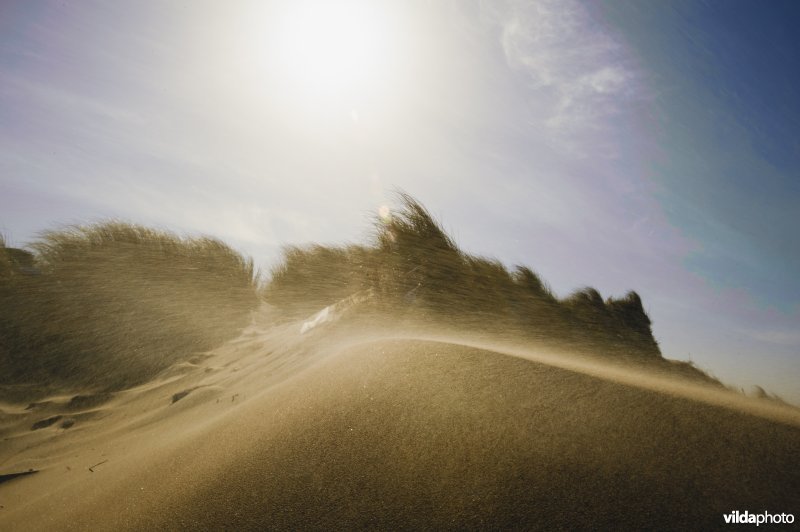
[0,223,259,398]
[1,193,720,400]
[4,196,797,532]
[268,193,665,358]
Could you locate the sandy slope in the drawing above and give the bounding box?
[1,310,798,530]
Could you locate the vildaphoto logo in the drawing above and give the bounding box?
[723,511,795,526]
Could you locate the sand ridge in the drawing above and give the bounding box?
[1,311,798,530]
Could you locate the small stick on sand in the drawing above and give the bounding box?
[88,460,108,473]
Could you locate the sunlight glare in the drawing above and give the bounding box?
[274,1,392,99]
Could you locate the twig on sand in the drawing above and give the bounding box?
[88,460,108,472]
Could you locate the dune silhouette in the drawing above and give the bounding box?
[1,194,797,529]
[1,317,798,530]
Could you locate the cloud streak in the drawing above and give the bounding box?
[482,0,642,154]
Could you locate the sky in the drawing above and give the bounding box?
[1,0,798,403]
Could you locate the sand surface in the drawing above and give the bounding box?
[1,307,798,530]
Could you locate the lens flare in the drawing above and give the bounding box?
[378,205,392,223]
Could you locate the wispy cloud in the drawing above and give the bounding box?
[481,0,642,154]
[746,328,800,348]
[1,74,145,125]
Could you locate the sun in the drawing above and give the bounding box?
[272,1,393,99]
[231,1,410,119]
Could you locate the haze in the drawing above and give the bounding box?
[0,0,798,403]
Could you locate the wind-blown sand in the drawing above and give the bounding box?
[1,307,798,530]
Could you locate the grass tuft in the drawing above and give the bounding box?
[266,192,664,359]
[0,222,259,397]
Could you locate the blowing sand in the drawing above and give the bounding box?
[1,308,798,530]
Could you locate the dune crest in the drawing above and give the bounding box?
[1,308,798,530]
[2,196,796,529]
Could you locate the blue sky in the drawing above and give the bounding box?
[1,0,798,402]
[598,0,799,308]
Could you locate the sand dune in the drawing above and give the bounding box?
[1,310,798,530]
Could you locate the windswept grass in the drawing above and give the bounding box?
[0,237,36,280]
[0,234,8,279]
[266,192,662,359]
[0,194,717,397]
[0,222,259,397]
[267,244,377,317]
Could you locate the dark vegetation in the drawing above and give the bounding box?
[267,192,664,361]
[0,224,259,398]
[0,192,719,399]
